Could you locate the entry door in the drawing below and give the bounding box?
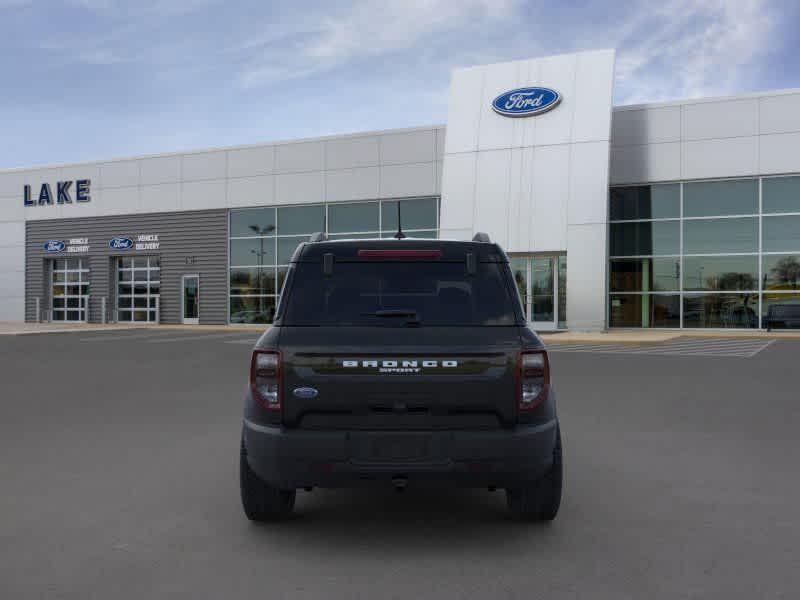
[182,274,199,325]
[510,255,563,331]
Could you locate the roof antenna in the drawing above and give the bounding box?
[394,202,406,240]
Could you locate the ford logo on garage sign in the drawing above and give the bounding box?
[44,240,65,253]
[492,87,561,117]
[109,237,134,250]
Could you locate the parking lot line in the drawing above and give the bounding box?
[549,337,775,358]
[146,332,260,343]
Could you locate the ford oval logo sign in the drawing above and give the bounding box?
[109,237,134,250]
[492,87,561,117]
[292,387,318,399]
[44,240,65,253]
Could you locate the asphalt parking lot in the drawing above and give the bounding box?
[1,329,799,599]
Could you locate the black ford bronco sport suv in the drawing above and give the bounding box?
[240,234,562,521]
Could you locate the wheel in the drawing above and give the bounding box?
[240,437,296,521]
[506,426,563,521]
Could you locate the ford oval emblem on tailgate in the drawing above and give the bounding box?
[293,387,318,399]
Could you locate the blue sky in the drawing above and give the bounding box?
[1,0,797,168]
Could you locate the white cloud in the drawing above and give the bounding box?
[614,0,778,104]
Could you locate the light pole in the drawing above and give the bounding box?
[249,224,275,319]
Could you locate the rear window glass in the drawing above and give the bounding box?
[282,261,520,326]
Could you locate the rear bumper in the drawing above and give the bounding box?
[242,417,558,490]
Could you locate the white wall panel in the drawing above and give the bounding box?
[443,66,484,154]
[506,147,534,252]
[530,145,569,252]
[683,136,758,180]
[380,130,436,165]
[227,146,275,179]
[0,242,24,270]
[24,203,64,221]
[227,175,275,208]
[0,170,24,198]
[0,294,23,322]
[611,106,681,146]
[59,164,101,189]
[439,153,476,230]
[609,142,681,184]
[275,141,324,173]
[100,187,139,215]
[759,93,800,135]
[275,171,324,205]
[0,198,25,223]
[566,224,606,330]
[139,183,179,213]
[326,136,379,170]
[140,155,180,185]
[478,61,520,151]
[759,132,800,175]
[473,150,511,247]
[100,160,140,189]
[379,163,436,198]
[181,179,226,210]
[683,99,758,141]
[568,141,609,225]
[527,54,576,147]
[572,49,615,143]
[182,151,227,182]
[325,167,379,202]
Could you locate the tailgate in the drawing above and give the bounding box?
[279,326,522,429]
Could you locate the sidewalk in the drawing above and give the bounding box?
[538,328,800,344]
[0,322,267,335]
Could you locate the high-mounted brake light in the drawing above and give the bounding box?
[357,249,443,259]
[250,350,282,410]
[518,349,550,410]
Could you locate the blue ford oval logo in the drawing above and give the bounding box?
[293,387,318,399]
[44,240,65,253]
[492,87,561,117]
[109,237,134,250]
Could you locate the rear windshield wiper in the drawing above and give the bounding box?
[361,309,421,326]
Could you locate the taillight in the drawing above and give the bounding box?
[251,350,281,410]
[518,349,550,410]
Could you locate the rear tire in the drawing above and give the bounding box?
[506,426,562,521]
[240,438,295,521]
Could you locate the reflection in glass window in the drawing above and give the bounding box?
[683,218,757,254]
[609,184,680,220]
[328,202,379,233]
[682,256,758,291]
[558,256,567,328]
[277,205,325,235]
[609,294,680,328]
[230,238,276,266]
[762,215,800,253]
[229,295,276,324]
[230,267,276,295]
[683,179,757,217]
[609,221,680,256]
[683,293,758,328]
[762,293,800,329]
[381,198,438,231]
[762,176,800,214]
[609,258,680,292]
[230,207,276,237]
[762,254,800,291]
[277,236,307,264]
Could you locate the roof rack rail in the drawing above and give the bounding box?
[308,232,328,243]
[472,232,491,243]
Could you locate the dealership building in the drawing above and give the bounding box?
[2,48,800,330]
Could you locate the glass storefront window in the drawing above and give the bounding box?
[277,205,326,235]
[683,179,757,217]
[682,255,758,291]
[558,256,567,328]
[230,238,276,267]
[229,295,276,324]
[328,202,379,233]
[609,184,680,220]
[277,236,307,264]
[230,207,276,237]
[381,198,438,231]
[682,293,758,328]
[762,293,800,329]
[762,215,800,253]
[230,267,276,295]
[683,218,757,254]
[762,176,800,214]
[609,258,680,292]
[762,254,800,291]
[609,294,680,328]
[609,221,680,256]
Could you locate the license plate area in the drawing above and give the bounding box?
[350,433,438,463]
